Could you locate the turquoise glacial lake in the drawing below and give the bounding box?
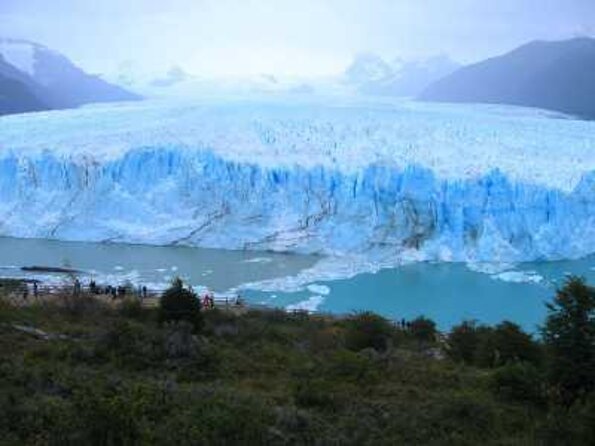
[1,237,593,332]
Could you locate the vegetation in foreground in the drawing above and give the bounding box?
[0,277,594,445]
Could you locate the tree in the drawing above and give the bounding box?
[409,316,437,343]
[490,362,545,406]
[476,321,543,368]
[447,320,484,364]
[158,277,203,331]
[344,311,393,352]
[542,276,595,405]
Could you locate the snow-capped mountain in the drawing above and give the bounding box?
[344,53,394,84]
[344,53,460,97]
[150,66,191,88]
[0,38,141,112]
[0,98,593,265]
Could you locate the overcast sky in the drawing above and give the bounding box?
[1,0,594,77]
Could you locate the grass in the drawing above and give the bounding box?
[0,291,592,445]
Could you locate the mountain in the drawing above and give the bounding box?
[344,53,394,85]
[419,38,595,119]
[0,38,141,112]
[150,66,190,88]
[108,64,315,99]
[367,56,460,97]
[0,54,48,115]
[344,53,460,97]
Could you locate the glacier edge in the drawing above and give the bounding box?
[0,147,593,263]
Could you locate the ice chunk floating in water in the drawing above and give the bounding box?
[0,99,593,265]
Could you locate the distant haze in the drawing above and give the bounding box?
[1,0,594,78]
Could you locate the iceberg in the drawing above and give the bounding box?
[0,98,593,264]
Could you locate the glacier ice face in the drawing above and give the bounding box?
[0,98,593,263]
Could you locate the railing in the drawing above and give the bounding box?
[2,282,244,308]
[1,281,446,341]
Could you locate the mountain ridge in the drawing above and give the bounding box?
[419,37,595,119]
[345,53,460,97]
[0,38,141,116]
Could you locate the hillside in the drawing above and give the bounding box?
[0,277,593,444]
[420,38,595,119]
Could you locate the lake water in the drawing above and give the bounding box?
[245,258,595,332]
[0,237,318,293]
[1,237,593,332]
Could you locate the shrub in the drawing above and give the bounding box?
[542,276,595,405]
[447,320,484,364]
[490,362,545,406]
[409,316,437,344]
[343,311,393,352]
[449,320,542,369]
[490,321,542,367]
[538,393,595,444]
[158,278,202,331]
[99,320,164,369]
[119,297,144,319]
[307,326,342,353]
[55,293,107,319]
[164,321,199,359]
[293,378,336,409]
[326,349,380,384]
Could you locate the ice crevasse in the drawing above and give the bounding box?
[0,98,593,263]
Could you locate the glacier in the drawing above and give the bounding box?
[0,98,594,264]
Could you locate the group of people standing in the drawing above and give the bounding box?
[22,281,39,300]
[202,292,216,309]
[20,277,245,311]
[87,279,149,301]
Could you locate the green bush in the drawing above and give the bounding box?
[294,378,336,409]
[343,311,394,352]
[409,316,437,343]
[542,276,595,405]
[2,279,595,444]
[158,277,203,331]
[326,349,379,383]
[448,320,542,369]
[447,320,484,364]
[538,393,595,444]
[99,320,165,369]
[490,321,542,367]
[490,362,545,406]
[119,297,144,319]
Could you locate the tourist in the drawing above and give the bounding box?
[74,279,81,296]
[142,285,148,300]
[33,282,39,298]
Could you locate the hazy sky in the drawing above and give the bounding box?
[1,0,594,77]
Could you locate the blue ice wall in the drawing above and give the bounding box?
[0,147,592,262]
